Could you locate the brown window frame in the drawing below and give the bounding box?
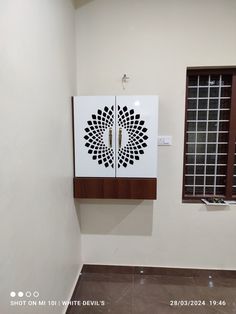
[183,67,236,202]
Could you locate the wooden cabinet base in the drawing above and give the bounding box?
[74,177,157,199]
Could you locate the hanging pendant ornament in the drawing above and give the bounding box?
[122,74,130,90]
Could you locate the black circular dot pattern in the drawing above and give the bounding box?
[118,106,148,168]
[84,106,114,168]
[84,105,148,169]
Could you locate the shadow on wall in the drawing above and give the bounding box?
[74,199,154,236]
[72,0,95,9]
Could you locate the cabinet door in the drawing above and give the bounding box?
[116,95,158,178]
[73,96,116,177]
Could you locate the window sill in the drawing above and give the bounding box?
[182,199,203,204]
[182,199,236,205]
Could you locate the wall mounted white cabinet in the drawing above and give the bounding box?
[73,95,158,199]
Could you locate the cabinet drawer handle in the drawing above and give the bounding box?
[109,127,112,148]
[119,127,122,148]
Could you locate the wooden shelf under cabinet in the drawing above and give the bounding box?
[74,177,157,200]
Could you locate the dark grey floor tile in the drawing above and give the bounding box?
[67,269,236,314]
[68,273,133,314]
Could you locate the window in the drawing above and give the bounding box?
[183,68,236,201]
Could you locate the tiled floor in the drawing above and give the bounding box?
[67,265,236,314]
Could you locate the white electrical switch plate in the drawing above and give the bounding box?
[158,136,172,146]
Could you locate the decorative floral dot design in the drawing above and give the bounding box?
[118,105,148,168]
[84,105,148,169]
[84,106,114,168]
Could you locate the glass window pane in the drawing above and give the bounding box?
[188,76,198,86]
[207,155,216,164]
[216,187,225,195]
[197,133,206,142]
[199,88,208,98]
[187,144,195,153]
[187,111,196,120]
[217,154,227,164]
[185,176,194,185]
[185,187,194,195]
[196,165,204,174]
[187,133,196,142]
[219,110,230,120]
[233,187,236,195]
[207,144,216,153]
[221,87,231,97]
[208,133,217,142]
[188,88,197,98]
[220,99,230,109]
[206,176,214,185]
[218,144,228,153]
[208,122,217,131]
[218,132,228,142]
[198,122,207,131]
[199,75,209,86]
[222,75,231,86]
[205,187,214,194]
[196,155,205,164]
[197,144,206,153]
[187,122,196,131]
[206,166,215,174]
[209,99,218,109]
[188,99,197,109]
[216,176,226,185]
[195,187,204,195]
[186,166,194,174]
[186,154,194,164]
[198,111,207,120]
[196,176,204,185]
[217,165,227,175]
[219,121,229,131]
[210,87,219,97]
[209,111,218,120]
[199,99,207,109]
[209,75,220,86]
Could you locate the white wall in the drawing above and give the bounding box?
[75,0,236,269]
[0,1,81,313]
